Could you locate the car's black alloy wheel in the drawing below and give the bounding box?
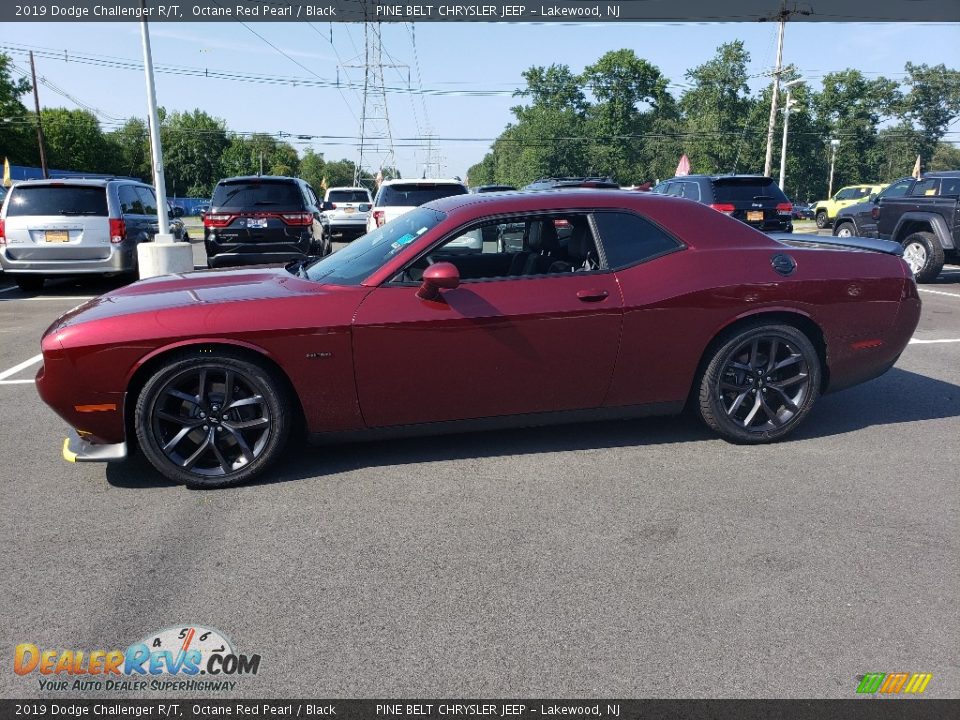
[698,323,821,443]
[136,354,291,488]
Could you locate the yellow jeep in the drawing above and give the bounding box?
[813,184,887,228]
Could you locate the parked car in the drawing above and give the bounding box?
[471,184,517,193]
[203,175,328,268]
[41,189,919,488]
[366,178,468,233]
[791,202,814,220]
[834,171,960,282]
[0,178,185,291]
[320,186,372,243]
[524,177,619,190]
[194,203,210,217]
[651,175,794,233]
[166,200,185,218]
[812,183,887,229]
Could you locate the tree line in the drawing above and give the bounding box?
[466,43,960,201]
[3,48,960,203]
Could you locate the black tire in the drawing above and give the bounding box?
[833,222,854,238]
[815,211,829,229]
[14,275,44,291]
[135,353,292,488]
[698,323,821,444]
[901,231,944,284]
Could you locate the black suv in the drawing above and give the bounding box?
[203,176,328,268]
[651,175,794,233]
[524,177,620,190]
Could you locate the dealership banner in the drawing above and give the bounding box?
[3,0,960,23]
[2,700,959,719]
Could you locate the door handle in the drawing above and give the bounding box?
[576,289,609,302]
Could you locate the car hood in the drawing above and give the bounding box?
[51,266,328,330]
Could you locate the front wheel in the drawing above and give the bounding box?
[815,211,829,229]
[901,231,944,283]
[698,324,821,444]
[834,222,854,238]
[135,354,292,488]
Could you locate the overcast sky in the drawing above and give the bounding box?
[3,21,959,179]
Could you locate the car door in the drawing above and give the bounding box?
[351,214,623,428]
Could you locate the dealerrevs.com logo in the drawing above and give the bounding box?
[856,673,933,695]
[14,625,260,693]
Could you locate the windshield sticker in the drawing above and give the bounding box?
[390,233,418,251]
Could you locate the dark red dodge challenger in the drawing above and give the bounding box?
[37,190,920,488]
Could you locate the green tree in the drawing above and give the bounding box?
[299,148,326,191]
[678,42,757,175]
[105,117,150,180]
[0,53,35,166]
[40,108,113,173]
[930,141,960,171]
[898,63,960,163]
[161,109,229,197]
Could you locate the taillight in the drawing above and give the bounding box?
[0,218,5,245]
[203,213,234,228]
[776,202,792,214]
[109,218,125,244]
[373,210,386,228]
[709,203,736,215]
[279,212,313,226]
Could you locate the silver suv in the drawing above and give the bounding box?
[0,178,184,291]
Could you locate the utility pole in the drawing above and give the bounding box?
[139,4,169,235]
[828,138,840,198]
[778,79,803,192]
[28,51,48,179]
[761,2,811,177]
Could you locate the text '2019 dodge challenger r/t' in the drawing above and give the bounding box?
[37,190,920,488]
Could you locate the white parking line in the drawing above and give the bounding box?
[919,288,960,299]
[0,354,43,381]
[0,379,36,385]
[909,338,960,345]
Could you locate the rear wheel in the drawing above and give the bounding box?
[135,354,292,488]
[815,211,829,229]
[834,222,854,238]
[901,231,944,283]
[14,275,44,291]
[698,323,821,444]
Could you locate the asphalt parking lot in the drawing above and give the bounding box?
[0,237,957,699]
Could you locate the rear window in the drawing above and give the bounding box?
[711,178,788,204]
[328,190,370,203]
[5,185,108,217]
[376,183,467,207]
[211,181,303,209]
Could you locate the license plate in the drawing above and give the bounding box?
[343,207,356,214]
[747,211,764,222]
[45,230,70,243]
[246,218,268,229]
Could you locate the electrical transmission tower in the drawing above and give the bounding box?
[344,10,406,188]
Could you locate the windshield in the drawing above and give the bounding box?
[375,183,467,207]
[211,180,302,209]
[711,178,788,204]
[302,207,446,285]
[328,190,370,203]
[6,185,108,216]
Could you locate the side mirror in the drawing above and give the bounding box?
[358,203,371,213]
[868,193,878,202]
[417,262,460,301]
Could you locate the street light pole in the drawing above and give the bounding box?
[139,5,169,235]
[828,138,840,199]
[778,79,803,192]
[762,16,785,178]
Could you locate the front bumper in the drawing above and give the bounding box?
[62,429,128,463]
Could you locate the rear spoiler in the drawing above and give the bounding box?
[770,232,903,257]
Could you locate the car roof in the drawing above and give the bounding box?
[327,186,369,191]
[423,187,679,215]
[217,175,299,183]
[379,178,466,187]
[8,178,137,188]
[924,171,960,178]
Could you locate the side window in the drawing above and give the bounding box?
[940,178,960,196]
[118,186,141,215]
[910,179,938,197]
[305,185,319,208]
[592,212,682,269]
[835,188,857,200]
[880,180,913,200]
[136,187,157,216]
[396,214,601,283]
[665,183,684,197]
[680,182,701,201]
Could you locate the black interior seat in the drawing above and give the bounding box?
[565,218,598,271]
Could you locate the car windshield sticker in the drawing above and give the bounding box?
[389,227,429,252]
